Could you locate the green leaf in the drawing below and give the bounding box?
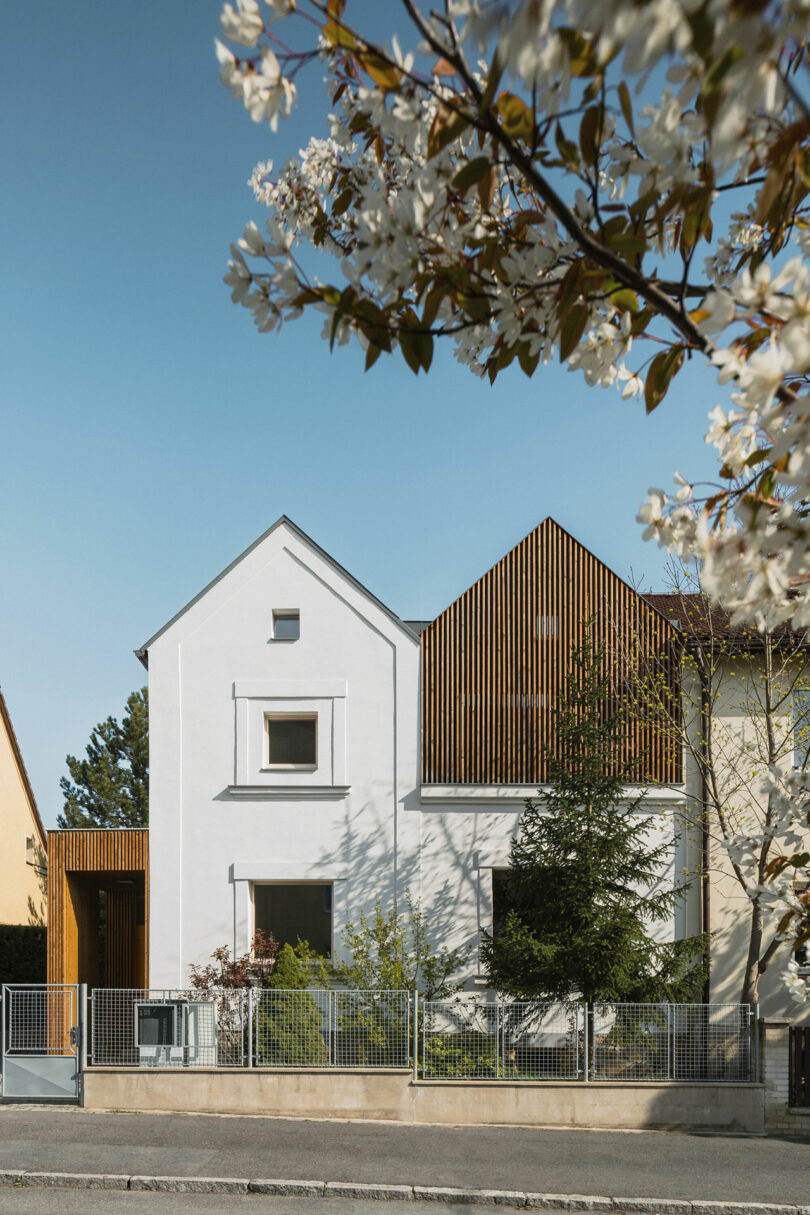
[399,330,422,374]
[332,188,354,217]
[579,107,601,167]
[451,156,492,193]
[422,285,444,331]
[645,346,685,414]
[428,103,471,158]
[559,303,589,362]
[609,287,639,312]
[365,343,383,372]
[517,342,540,378]
[618,81,634,136]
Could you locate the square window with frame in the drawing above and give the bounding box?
[266,713,317,768]
[272,610,300,641]
[253,883,333,957]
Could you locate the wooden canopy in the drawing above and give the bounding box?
[47,829,148,989]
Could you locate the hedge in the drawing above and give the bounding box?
[0,924,47,984]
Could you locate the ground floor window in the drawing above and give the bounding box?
[491,868,515,937]
[253,883,332,956]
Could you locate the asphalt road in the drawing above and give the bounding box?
[0,1108,807,1205]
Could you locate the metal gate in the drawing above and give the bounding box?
[1,984,82,1102]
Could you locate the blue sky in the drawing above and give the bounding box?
[1,1,724,826]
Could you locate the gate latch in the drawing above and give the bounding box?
[69,1026,79,1048]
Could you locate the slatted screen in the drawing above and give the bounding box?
[421,518,680,785]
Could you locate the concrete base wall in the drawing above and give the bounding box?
[83,1068,765,1133]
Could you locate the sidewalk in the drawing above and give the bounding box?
[0,1107,808,1207]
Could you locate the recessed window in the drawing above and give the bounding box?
[254,883,333,956]
[25,835,35,866]
[266,714,317,767]
[492,868,515,938]
[273,610,300,641]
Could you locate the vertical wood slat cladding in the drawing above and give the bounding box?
[47,830,149,987]
[421,518,680,785]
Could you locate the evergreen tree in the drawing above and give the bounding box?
[257,943,326,1066]
[482,630,707,1006]
[58,688,148,828]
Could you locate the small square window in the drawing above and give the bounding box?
[266,714,317,767]
[273,610,300,641]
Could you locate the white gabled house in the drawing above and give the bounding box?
[137,514,805,1016]
[138,517,692,994]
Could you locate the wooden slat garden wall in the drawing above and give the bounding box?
[421,518,680,785]
[47,829,148,987]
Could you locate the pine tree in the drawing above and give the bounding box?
[482,629,707,1007]
[58,688,148,828]
[257,943,326,1066]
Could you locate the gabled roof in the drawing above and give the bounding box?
[135,515,417,667]
[0,687,47,848]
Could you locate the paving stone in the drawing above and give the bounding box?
[325,1181,414,1200]
[128,1175,248,1193]
[21,1171,130,1190]
[249,1179,326,1196]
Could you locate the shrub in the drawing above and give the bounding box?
[0,924,47,984]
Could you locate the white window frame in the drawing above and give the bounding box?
[232,680,347,791]
[265,712,317,770]
[271,609,300,641]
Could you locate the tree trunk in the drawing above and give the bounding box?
[740,899,763,1007]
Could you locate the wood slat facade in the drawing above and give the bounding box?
[47,829,148,988]
[421,518,680,785]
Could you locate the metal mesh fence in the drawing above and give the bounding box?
[254,989,409,1067]
[421,1001,581,1079]
[85,990,754,1080]
[3,986,76,1057]
[91,989,247,1067]
[591,1003,754,1081]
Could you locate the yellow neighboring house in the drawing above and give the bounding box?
[0,688,47,926]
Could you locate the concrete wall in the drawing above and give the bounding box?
[0,693,46,926]
[83,1066,764,1132]
[762,1021,810,1134]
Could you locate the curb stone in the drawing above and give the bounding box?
[21,1172,129,1190]
[129,1176,249,1193]
[0,1171,808,1213]
[414,1187,529,1207]
[325,1182,415,1200]
[249,1180,326,1196]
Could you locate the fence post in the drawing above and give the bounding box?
[412,991,418,1082]
[247,988,254,1069]
[583,1004,589,1082]
[753,1004,760,1084]
[329,990,335,1067]
[667,1004,673,1081]
[79,984,88,1071]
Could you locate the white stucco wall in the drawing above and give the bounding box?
[146,521,420,988]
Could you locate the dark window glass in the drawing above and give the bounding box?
[273,611,300,640]
[254,884,332,956]
[492,869,516,937]
[267,716,316,766]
